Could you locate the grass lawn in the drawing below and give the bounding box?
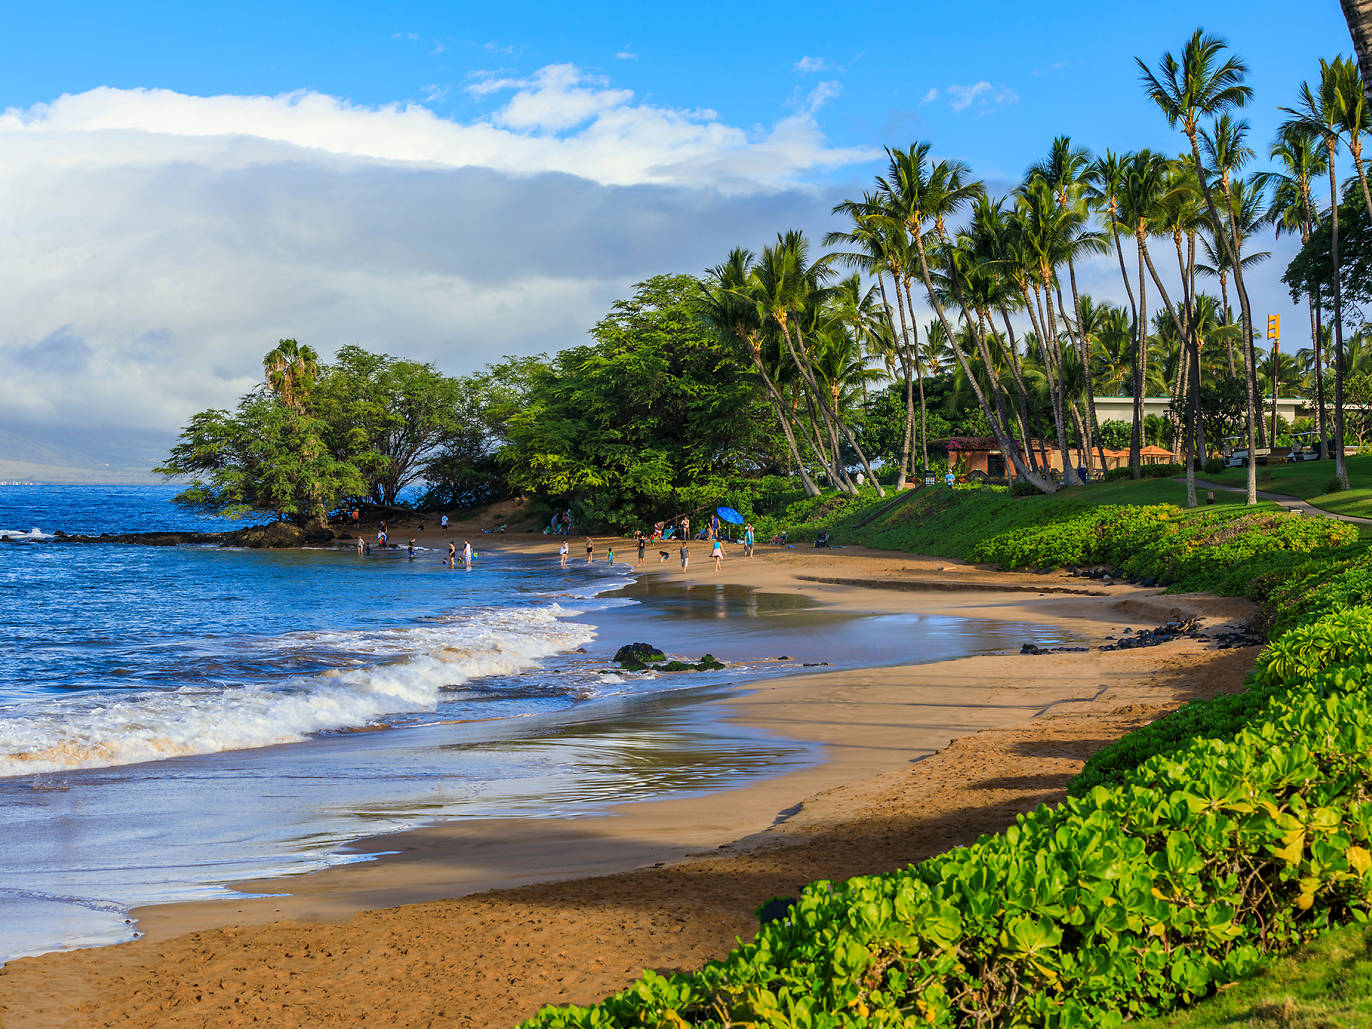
[1199,452,1372,520]
[1137,921,1372,1028]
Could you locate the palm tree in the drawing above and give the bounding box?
[1340,1,1372,107]
[1138,28,1260,504]
[1200,114,1267,448]
[1332,55,1372,218]
[875,143,1057,492]
[1259,122,1330,453]
[699,249,821,497]
[263,339,320,414]
[826,196,920,484]
[1282,62,1352,489]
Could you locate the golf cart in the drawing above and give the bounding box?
[1287,431,1325,462]
[1222,435,1270,469]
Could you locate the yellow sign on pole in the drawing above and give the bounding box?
[1267,314,1280,340]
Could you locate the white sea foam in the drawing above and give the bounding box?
[0,527,53,541]
[0,605,596,777]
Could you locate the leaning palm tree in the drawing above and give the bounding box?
[1282,62,1352,489]
[1138,28,1260,504]
[699,249,821,496]
[1332,55,1372,218]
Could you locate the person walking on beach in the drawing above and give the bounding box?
[711,538,725,571]
[447,542,456,568]
[679,540,689,570]
[585,536,594,564]
[441,514,448,530]
[559,539,568,567]
[607,546,615,565]
[462,540,473,566]
[744,523,754,559]
[636,531,646,565]
[709,512,719,541]
[351,507,360,529]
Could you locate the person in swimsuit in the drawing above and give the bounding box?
[447,542,456,568]
[712,538,725,571]
[559,539,568,567]
[585,536,594,564]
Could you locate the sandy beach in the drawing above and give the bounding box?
[0,525,1262,1028]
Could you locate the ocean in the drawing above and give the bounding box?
[0,485,1077,963]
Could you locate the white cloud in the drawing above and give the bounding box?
[920,87,939,104]
[794,56,829,73]
[0,70,872,458]
[615,51,637,60]
[1,69,872,191]
[945,81,1018,113]
[420,83,449,103]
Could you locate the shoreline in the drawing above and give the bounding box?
[0,539,1263,1027]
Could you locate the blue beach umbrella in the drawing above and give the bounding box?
[715,506,744,525]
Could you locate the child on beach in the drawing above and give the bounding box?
[712,538,725,571]
[679,541,689,569]
[607,547,615,565]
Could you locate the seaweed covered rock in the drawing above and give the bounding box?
[614,643,665,669]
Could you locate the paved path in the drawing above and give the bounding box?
[1188,478,1372,526]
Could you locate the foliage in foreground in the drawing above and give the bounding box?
[524,607,1372,1028]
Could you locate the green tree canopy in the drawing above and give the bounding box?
[502,274,784,527]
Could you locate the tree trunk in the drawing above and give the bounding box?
[790,319,887,497]
[1132,233,1148,479]
[1329,148,1351,489]
[1341,0,1372,107]
[748,345,820,497]
[1315,302,1329,457]
[911,233,1057,493]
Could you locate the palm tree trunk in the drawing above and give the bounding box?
[1314,302,1329,456]
[1328,150,1351,489]
[998,306,1044,472]
[1341,0,1372,107]
[1132,234,1148,479]
[902,280,931,472]
[749,346,820,496]
[1184,129,1258,505]
[1065,260,1108,473]
[790,320,886,496]
[910,234,1057,492]
[876,272,913,487]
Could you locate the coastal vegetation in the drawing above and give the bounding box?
[160,30,1372,536]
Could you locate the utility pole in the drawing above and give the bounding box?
[1267,314,1281,446]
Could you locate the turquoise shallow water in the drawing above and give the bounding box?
[0,485,1079,963]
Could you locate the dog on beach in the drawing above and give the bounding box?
[658,550,670,562]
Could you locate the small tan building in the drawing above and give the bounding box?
[933,437,1179,481]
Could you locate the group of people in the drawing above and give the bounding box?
[548,510,574,535]
[568,520,756,573]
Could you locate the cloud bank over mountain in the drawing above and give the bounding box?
[0,68,872,477]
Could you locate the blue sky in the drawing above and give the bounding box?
[0,0,1358,477]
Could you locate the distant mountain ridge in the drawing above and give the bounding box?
[0,423,172,484]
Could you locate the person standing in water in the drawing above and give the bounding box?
[356,537,365,556]
[407,538,416,560]
[584,536,594,564]
[607,546,615,565]
[559,539,569,567]
[447,542,456,568]
[462,540,473,566]
[711,537,725,571]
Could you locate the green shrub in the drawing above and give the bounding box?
[1204,457,1226,476]
[1328,476,1347,494]
[524,605,1372,1029]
